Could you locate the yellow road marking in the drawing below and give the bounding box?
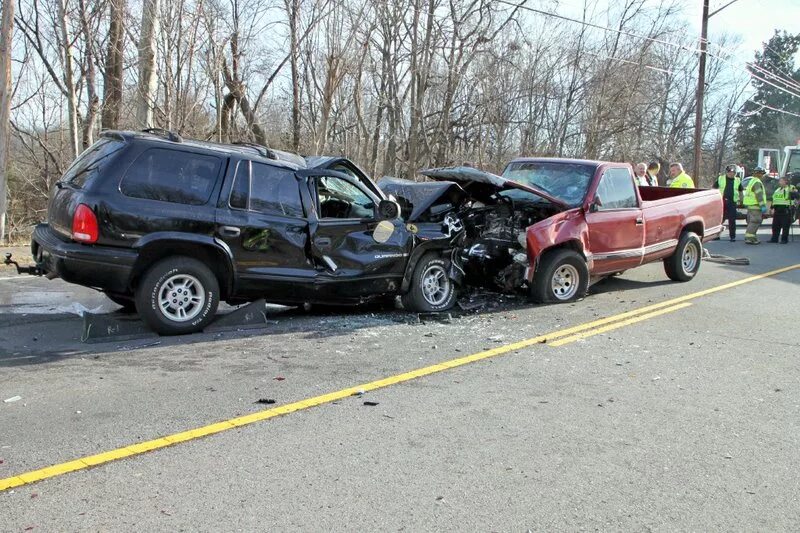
[548,302,693,346]
[1,263,798,492]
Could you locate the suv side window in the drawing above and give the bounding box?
[61,138,125,188]
[595,168,638,210]
[317,175,375,219]
[232,161,303,217]
[121,148,221,205]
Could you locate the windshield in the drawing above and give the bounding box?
[501,161,595,207]
[787,149,800,174]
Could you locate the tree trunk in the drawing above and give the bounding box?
[0,0,14,242]
[57,0,80,159]
[102,0,125,129]
[288,0,300,151]
[136,0,160,128]
[77,0,97,149]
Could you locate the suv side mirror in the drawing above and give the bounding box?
[377,199,401,221]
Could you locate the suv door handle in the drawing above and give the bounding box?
[219,225,241,237]
[315,237,332,247]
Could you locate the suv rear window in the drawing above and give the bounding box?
[60,138,125,188]
[121,148,222,205]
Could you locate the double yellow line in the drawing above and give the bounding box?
[1,263,797,492]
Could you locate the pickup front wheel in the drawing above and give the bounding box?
[135,257,220,335]
[530,249,589,304]
[664,232,702,282]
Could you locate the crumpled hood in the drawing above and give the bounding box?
[420,166,568,209]
[377,176,467,222]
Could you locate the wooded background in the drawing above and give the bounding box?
[1,0,799,242]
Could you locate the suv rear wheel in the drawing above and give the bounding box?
[135,256,220,335]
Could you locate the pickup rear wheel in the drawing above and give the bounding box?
[402,253,456,312]
[135,256,220,335]
[530,249,589,304]
[664,231,702,282]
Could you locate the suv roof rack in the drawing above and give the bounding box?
[142,128,183,143]
[232,141,272,158]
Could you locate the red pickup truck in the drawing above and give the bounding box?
[410,158,723,304]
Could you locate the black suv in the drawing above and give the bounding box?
[28,130,462,335]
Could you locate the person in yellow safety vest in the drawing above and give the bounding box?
[712,164,744,241]
[742,166,768,245]
[668,163,695,188]
[769,176,798,244]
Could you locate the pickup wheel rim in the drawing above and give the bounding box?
[158,274,205,323]
[421,264,450,306]
[551,264,579,300]
[682,242,699,273]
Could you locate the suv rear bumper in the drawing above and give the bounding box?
[32,224,138,294]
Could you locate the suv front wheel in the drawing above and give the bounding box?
[135,257,220,335]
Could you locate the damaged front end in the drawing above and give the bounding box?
[379,166,565,294]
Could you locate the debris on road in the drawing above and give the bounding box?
[273,376,286,381]
[255,398,276,405]
[3,396,22,403]
[363,401,380,406]
[702,248,750,265]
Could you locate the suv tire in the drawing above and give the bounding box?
[530,249,589,304]
[135,256,220,335]
[402,253,456,312]
[664,231,702,282]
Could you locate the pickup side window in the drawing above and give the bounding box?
[235,161,304,217]
[121,148,221,205]
[316,175,375,219]
[595,168,638,210]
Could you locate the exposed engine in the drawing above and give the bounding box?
[457,197,556,292]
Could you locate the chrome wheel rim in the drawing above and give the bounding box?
[421,264,450,306]
[551,264,579,300]
[682,242,699,273]
[158,274,205,322]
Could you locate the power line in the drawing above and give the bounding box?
[496,0,800,101]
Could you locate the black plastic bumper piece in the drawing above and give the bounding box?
[31,224,139,293]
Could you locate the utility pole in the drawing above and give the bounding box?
[693,0,742,181]
[692,0,709,181]
[0,0,14,243]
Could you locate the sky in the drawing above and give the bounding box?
[686,0,800,61]
[549,0,800,62]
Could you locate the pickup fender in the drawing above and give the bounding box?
[525,209,592,281]
[130,232,236,296]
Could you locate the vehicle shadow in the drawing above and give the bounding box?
[588,276,674,294]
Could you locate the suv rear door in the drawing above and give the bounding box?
[215,159,315,301]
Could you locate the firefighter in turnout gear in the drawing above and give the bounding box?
[742,167,768,245]
[769,176,798,244]
[712,164,743,241]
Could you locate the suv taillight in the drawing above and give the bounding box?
[72,204,99,243]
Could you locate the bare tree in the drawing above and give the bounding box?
[0,0,14,241]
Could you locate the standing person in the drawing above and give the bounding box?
[668,163,695,188]
[769,176,798,244]
[634,163,649,186]
[646,161,660,186]
[742,166,768,245]
[712,164,743,241]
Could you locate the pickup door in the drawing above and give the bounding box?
[585,166,645,274]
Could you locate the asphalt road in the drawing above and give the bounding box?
[1,237,799,531]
